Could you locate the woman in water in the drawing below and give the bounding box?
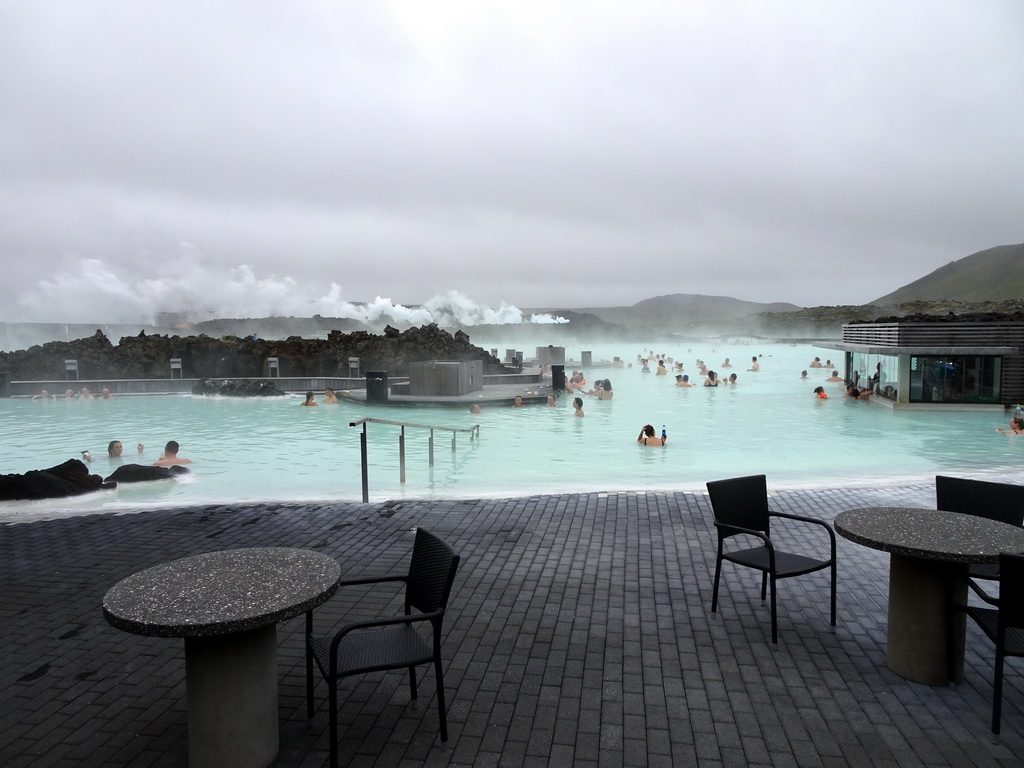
[573,397,585,417]
[997,416,1024,434]
[636,424,666,447]
[301,391,318,406]
[703,371,719,387]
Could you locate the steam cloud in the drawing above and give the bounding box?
[14,258,568,328]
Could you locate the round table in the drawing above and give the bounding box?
[835,507,1024,685]
[103,547,341,768]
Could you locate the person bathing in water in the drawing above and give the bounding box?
[636,424,666,447]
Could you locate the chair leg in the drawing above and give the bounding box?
[760,572,768,602]
[829,560,837,628]
[711,556,723,613]
[306,643,315,719]
[993,649,1005,735]
[769,575,778,644]
[329,678,339,768]
[408,665,418,700]
[434,656,449,742]
[305,613,315,719]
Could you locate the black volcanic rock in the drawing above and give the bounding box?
[104,464,190,483]
[0,324,510,381]
[191,379,288,397]
[0,459,111,500]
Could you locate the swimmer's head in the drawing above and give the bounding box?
[107,440,123,458]
[682,375,689,381]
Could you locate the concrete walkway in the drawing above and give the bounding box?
[2,484,1022,767]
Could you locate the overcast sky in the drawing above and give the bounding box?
[1,1,1022,324]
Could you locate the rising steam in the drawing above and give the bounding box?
[13,258,568,327]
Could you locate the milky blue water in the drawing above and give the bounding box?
[1,342,1020,515]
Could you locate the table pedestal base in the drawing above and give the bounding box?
[185,625,279,768]
[886,554,966,686]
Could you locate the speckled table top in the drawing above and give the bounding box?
[103,547,341,637]
[835,507,1024,563]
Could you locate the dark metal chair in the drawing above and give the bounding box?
[947,553,1024,735]
[936,475,1024,583]
[706,474,836,644]
[306,528,461,768]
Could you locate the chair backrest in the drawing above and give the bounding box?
[999,553,1024,631]
[706,474,771,534]
[936,475,1024,527]
[405,528,460,615]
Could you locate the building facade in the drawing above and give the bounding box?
[820,319,1024,409]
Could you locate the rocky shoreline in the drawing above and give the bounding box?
[0,323,508,382]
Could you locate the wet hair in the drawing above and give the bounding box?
[573,397,583,409]
[602,379,612,391]
[642,424,656,437]
[164,440,180,454]
[813,386,825,395]
[304,391,314,401]
[1012,417,1024,430]
[832,370,839,376]
[107,440,122,457]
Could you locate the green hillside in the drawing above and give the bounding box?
[874,243,1024,304]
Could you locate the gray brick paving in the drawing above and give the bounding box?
[2,484,1023,766]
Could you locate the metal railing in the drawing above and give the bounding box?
[349,417,480,503]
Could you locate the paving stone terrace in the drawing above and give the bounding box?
[2,484,1023,767]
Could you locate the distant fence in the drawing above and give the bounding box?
[7,377,373,397]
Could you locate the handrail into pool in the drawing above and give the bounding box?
[349,418,480,503]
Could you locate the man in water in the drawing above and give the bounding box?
[153,440,192,467]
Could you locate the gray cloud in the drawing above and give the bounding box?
[1,1,1022,322]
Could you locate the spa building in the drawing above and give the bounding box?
[820,317,1024,410]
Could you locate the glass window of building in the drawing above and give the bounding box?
[909,356,1001,403]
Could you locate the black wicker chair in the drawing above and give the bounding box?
[947,553,1024,735]
[936,475,1024,584]
[706,474,836,644]
[306,528,461,768]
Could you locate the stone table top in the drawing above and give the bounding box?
[834,507,1024,563]
[103,547,341,637]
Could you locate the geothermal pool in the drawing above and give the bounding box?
[1,342,1020,516]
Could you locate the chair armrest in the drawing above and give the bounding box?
[965,576,1000,605]
[326,611,444,673]
[336,575,408,588]
[305,575,410,634]
[713,520,773,548]
[769,511,837,554]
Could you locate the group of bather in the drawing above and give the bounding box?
[80,440,192,467]
[301,388,340,406]
[33,386,113,400]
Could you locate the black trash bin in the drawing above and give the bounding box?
[551,365,565,392]
[365,371,389,403]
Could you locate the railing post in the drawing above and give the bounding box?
[451,432,456,453]
[359,423,369,504]
[399,426,406,484]
[429,429,435,467]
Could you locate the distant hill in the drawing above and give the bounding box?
[874,243,1024,304]
[528,294,801,332]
